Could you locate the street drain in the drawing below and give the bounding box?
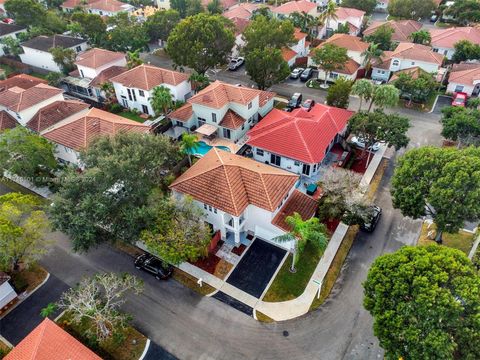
[283,330,289,337]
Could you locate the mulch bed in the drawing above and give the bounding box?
[190,254,221,275]
[350,149,373,174]
[231,244,247,256]
[323,218,341,234]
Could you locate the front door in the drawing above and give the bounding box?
[121,98,128,107]
[302,164,311,176]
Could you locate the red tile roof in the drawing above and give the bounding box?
[42,108,150,151]
[61,0,131,12]
[282,47,298,62]
[169,103,193,122]
[219,109,245,129]
[90,65,128,87]
[0,84,63,112]
[272,190,318,231]
[389,66,425,83]
[230,17,251,35]
[390,42,444,64]
[75,48,125,69]
[294,28,308,41]
[247,104,354,164]
[335,6,365,20]
[430,27,480,49]
[201,0,237,9]
[315,33,369,53]
[0,110,18,131]
[259,90,276,107]
[4,318,101,360]
[336,57,360,75]
[170,148,298,216]
[223,3,262,20]
[449,63,480,86]
[109,64,189,90]
[364,20,423,42]
[27,100,89,133]
[273,0,316,15]
[188,81,275,109]
[0,74,47,92]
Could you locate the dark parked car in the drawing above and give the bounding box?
[361,205,382,232]
[300,67,314,81]
[286,92,303,111]
[135,253,173,280]
[301,99,315,111]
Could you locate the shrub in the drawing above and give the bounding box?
[109,103,123,113]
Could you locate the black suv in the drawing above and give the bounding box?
[361,205,382,232]
[134,254,173,280]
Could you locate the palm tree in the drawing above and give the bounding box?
[189,72,210,93]
[409,30,431,45]
[150,85,174,116]
[290,11,316,35]
[274,213,329,273]
[126,50,143,69]
[351,79,374,111]
[100,82,115,104]
[321,0,338,38]
[180,133,200,166]
[361,43,383,74]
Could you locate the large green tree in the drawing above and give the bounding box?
[145,9,181,44]
[351,79,374,111]
[391,146,480,240]
[50,46,76,74]
[242,15,295,54]
[409,29,431,45]
[170,0,188,17]
[70,13,107,47]
[0,127,58,187]
[311,43,349,87]
[166,14,235,74]
[364,245,480,360]
[326,77,352,109]
[366,84,399,112]
[341,0,377,14]
[245,47,290,90]
[0,193,51,273]
[105,13,149,52]
[452,40,480,63]
[141,197,211,265]
[387,0,435,19]
[150,85,174,116]
[441,106,480,147]
[4,0,46,27]
[445,0,480,25]
[393,70,437,104]
[364,24,394,51]
[50,132,182,251]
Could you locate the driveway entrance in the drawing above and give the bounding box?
[226,239,287,298]
[431,95,452,114]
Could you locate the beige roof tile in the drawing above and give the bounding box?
[110,64,189,90]
[75,48,125,69]
[0,83,63,112]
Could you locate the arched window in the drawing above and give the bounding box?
[392,59,400,66]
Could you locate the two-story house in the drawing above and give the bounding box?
[0,23,27,57]
[61,0,134,16]
[169,81,275,143]
[309,33,369,81]
[282,28,310,66]
[19,35,88,73]
[247,103,353,178]
[272,0,319,20]
[26,100,90,133]
[430,27,480,60]
[447,62,480,96]
[320,7,365,38]
[41,108,150,166]
[371,42,444,82]
[110,64,192,116]
[63,48,128,104]
[363,20,422,44]
[170,148,318,248]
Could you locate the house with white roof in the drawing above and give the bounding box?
[0,23,27,57]
[371,42,445,82]
[247,103,353,178]
[447,62,480,96]
[61,0,134,16]
[170,148,318,248]
[430,27,480,60]
[110,64,192,116]
[19,35,87,72]
[168,81,275,143]
[319,7,365,38]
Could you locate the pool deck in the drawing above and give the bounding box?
[196,135,240,154]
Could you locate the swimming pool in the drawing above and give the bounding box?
[189,141,231,157]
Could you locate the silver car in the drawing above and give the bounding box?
[290,67,304,79]
[351,136,381,151]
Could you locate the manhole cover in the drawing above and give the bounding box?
[283,330,289,337]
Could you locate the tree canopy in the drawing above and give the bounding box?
[50,46,76,74]
[242,15,295,54]
[364,245,480,360]
[445,0,480,25]
[341,0,377,14]
[326,77,352,109]
[245,47,290,90]
[150,85,174,116]
[311,43,349,86]
[387,0,435,19]
[391,146,480,237]
[393,70,437,104]
[145,9,181,43]
[452,40,480,63]
[409,29,431,45]
[69,13,107,47]
[441,106,480,147]
[166,13,235,74]
[105,13,149,52]
[364,24,394,51]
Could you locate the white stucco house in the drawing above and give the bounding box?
[61,0,134,16]
[319,7,365,38]
[0,273,17,311]
[169,81,275,143]
[19,35,87,73]
[447,62,480,96]
[0,23,27,57]
[272,0,319,20]
[371,43,445,82]
[247,103,353,178]
[170,148,318,249]
[110,64,192,116]
[41,108,150,166]
[430,27,480,60]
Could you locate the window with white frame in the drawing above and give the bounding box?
[138,90,145,97]
[454,85,464,92]
[392,59,400,66]
[256,148,264,156]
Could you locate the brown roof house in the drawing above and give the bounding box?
[170,147,317,249]
[447,62,480,96]
[110,64,192,116]
[41,107,150,166]
[363,20,423,43]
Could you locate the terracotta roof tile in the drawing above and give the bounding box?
[391,42,444,64]
[364,20,422,42]
[75,48,125,69]
[169,103,193,122]
[230,17,251,35]
[0,74,47,92]
[335,57,360,75]
[170,148,298,216]
[219,109,245,129]
[0,110,18,131]
[247,104,353,164]
[282,47,298,62]
[259,90,275,107]
[42,108,150,151]
[109,64,189,90]
[389,66,425,82]
[316,33,369,53]
[430,27,480,49]
[449,63,480,86]
[223,3,262,20]
[272,190,318,231]
[61,0,132,11]
[273,0,316,15]
[26,100,89,133]
[0,83,63,112]
[4,318,101,360]
[294,28,308,40]
[90,65,128,87]
[335,6,365,20]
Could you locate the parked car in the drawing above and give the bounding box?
[228,57,244,71]
[290,67,304,79]
[361,205,382,232]
[2,18,15,24]
[300,68,314,82]
[286,92,303,111]
[430,14,438,22]
[134,253,173,280]
[301,99,315,111]
[452,92,467,107]
[350,136,381,152]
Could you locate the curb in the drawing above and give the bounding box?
[138,338,151,360]
[428,94,441,114]
[0,335,12,349]
[0,272,50,320]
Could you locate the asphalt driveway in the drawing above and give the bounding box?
[431,95,452,115]
[226,239,286,298]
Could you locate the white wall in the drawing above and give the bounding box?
[2,92,64,126]
[432,46,454,60]
[0,29,27,57]
[54,144,82,167]
[20,42,88,72]
[317,68,358,81]
[77,57,127,79]
[371,67,391,81]
[86,6,133,16]
[155,0,171,9]
[446,82,475,95]
[390,57,440,74]
[0,281,17,309]
[291,37,308,57]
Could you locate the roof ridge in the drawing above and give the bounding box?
[258,172,274,210]
[293,116,314,163]
[29,319,48,360]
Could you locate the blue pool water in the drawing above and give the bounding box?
[190,141,231,157]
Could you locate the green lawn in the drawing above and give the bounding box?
[0,63,15,77]
[418,222,475,255]
[29,71,49,80]
[262,241,323,302]
[118,111,146,123]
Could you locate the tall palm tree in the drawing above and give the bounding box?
[351,79,374,111]
[150,85,174,116]
[361,43,384,74]
[126,50,143,69]
[290,11,316,35]
[274,213,329,273]
[180,133,200,166]
[321,0,338,38]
